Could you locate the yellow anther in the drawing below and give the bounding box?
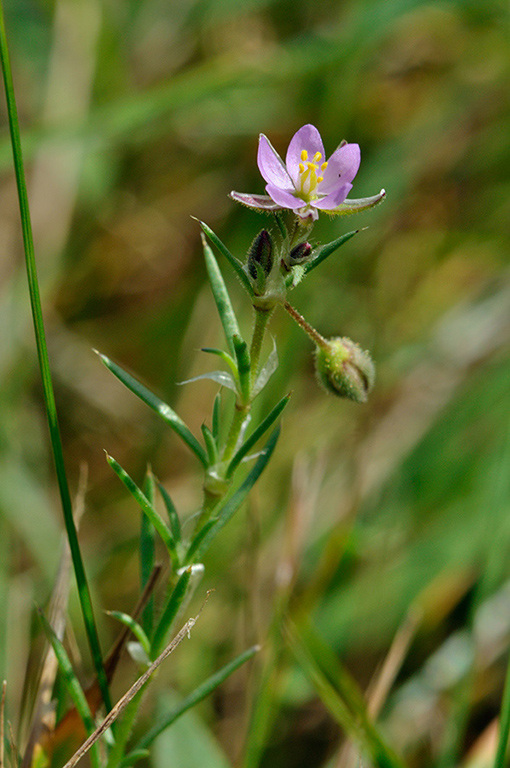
[312,152,322,163]
[317,176,324,184]
[321,162,328,171]
[300,150,308,161]
[299,163,305,173]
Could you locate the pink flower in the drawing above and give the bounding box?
[230,124,385,220]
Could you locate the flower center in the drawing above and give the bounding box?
[297,149,328,200]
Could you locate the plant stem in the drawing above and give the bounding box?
[283,301,328,348]
[0,3,112,715]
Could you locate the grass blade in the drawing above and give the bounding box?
[37,609,100,768]
[131,645,259,754]
[287,619,406,768]
[0,3,111,715]
[97,352,207,467]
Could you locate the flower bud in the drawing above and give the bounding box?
[315,337,375,403]
[247,229,273,280]
[288,241,313,265]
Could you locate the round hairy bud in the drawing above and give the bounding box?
[247,229,274,280]
[314,337,375,403]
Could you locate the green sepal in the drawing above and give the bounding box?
[197,219,253,296]
[186,427,280,562]
[304,230,359,275]
[97,351,207,467]
[273,211,288,240]
[106,453,179,567]
[227,393,290,478]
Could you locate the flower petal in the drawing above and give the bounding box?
[229,190,283,211]
[320,143,360,193]
[324,189,386,216]
[313,183,352,210]
[257,134,293,188]
[286,124,325,186]
[265,183,306,210]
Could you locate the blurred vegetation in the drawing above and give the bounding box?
[1,0,509,766]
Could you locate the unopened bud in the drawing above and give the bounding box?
[288,241,313,265]
[247,230,273,280]
[315,337,375,403]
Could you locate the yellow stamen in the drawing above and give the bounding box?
[299,163,305,173]
[300,150,308,161]
[321,161,328,171]
[312,152,322,162]
[317,176,324,183]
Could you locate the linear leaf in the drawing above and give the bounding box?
[198,220,253,295]
[227,394,290,478]
[131,645,259,753]
[97,352,207,467]
[304,229,359,274]
[106,454,177,563]
[202,234,241,357]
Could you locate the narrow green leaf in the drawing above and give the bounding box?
[212,392,221,441]
[287,619,406,768]
[107,611,151,658]
[198,220,253,295]
[106,453,178,564]
[0,8,111,713]
[37,609,100,768]
[201,234,241,357]
[97,352,207,467]
[202,347,239,379]
[131,646,259,753]
[251,339,279,399]
[187,427,280,562]
[140,470,156,634]
[157,480,182,547]
[233,335,251,404]
[304,230,359,274]
[151,567,193,657]
[201,423,218,465]
[179,370,237,392]
[119,749,150,768]
[227,394,290,478]
[185,519,218,564]
[105,692,145,768]
[494,652,510,768]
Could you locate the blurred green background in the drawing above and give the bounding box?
[1,0,510,766]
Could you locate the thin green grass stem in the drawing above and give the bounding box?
[221,403,250,466]
[0,3,112,715]
[494,653,510,768]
